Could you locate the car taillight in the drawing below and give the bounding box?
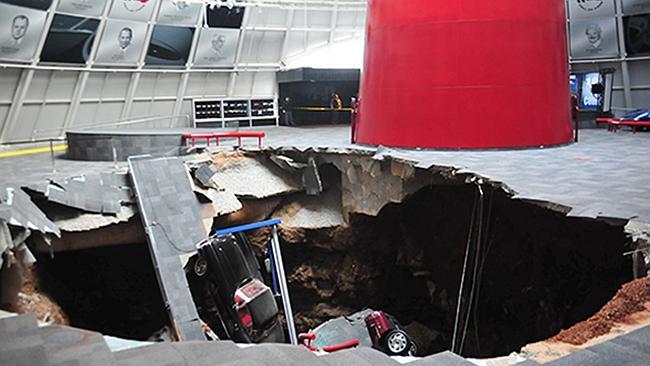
[237,304,254,331]
[234,279,270,332]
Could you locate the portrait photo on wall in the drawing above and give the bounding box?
[57,0,108,18]
[109,0,158,22]
[568,0,615,19]
[0,3,48,62]
[193,27,239,67]
[95,19,148,65]
[206,4,245,28]
[0,0,53,11]
[40,13,100,64]
[624,13,650,55]
[570,18,620,59]
[145,25,194,66]
[157,0,202,26]
[622,0,650,16]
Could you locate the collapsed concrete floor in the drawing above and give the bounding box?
[2,149,647,360]
[253,185,633,358]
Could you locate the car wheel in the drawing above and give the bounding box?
[194,257,208,277]
[383,330,410,355]
[408,342,418,357]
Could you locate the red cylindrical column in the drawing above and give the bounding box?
[357,0,573,149]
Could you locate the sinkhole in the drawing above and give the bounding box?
[9,152,639,359]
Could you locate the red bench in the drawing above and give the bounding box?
[596,117,617,128]
[608,120,650,134]
[183,132,265,147]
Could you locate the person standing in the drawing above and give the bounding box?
[330,93,342,124]
[282,96,295,126]
[350,96,359,143]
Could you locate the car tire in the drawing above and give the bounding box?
[382,330,410,356]
[194,257,208,277]
[408,341,418,357]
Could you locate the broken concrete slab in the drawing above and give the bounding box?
[321,347,400,366]
[340,157,434,218]
[191,178,243,219]
[128,156,207,341]
[194,163,218,189]
[310,309,374,349]
[302,157,323,196]
[406,351,475,365]
[0,185,59,237]
[213,197,283,229]
[0,219,11,266]
[209,153,302,199]
[273,189,345,230]
[40,324,116,366]
[37,173,131,215]
[46,205,137,233]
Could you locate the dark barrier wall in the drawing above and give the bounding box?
[357,0,573,149]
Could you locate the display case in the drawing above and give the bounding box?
[194,100,223,121]
[192,98,278,128]
[251,99,275,117]
[223,100,250,118]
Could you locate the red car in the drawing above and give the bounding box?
[365,311,417,356]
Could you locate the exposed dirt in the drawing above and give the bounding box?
[11,268,69,326]
[550,276,650,345]
[211,151,249,169]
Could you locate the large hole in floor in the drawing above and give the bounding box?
[18,161,635,359]
[32,244,168,341]
[270,184,633,358]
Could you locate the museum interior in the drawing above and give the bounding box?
[0,1,649,365]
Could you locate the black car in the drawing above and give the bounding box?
[185,232,285,344]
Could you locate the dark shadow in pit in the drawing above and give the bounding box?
[33,244,168,341]
[280,184,633,358]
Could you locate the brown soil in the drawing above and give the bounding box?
[14,267,69,326]
[550,276,650,345]
[211,151,249,169]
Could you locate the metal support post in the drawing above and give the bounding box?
[271,224,298,345]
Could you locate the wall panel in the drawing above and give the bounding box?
[0,3,368,144]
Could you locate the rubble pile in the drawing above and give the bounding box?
[551,276,650,345]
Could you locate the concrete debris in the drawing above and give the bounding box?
[0,219,12,269]
[198,189,243,217]
[210,154,302,199]
[128,156,207,341]
[302,157,323,196]
[519,199,572,215]
[273,189,345,229]
[194,163,218,188]
[0,184,60,237]
[269,154,308,171]
[191,178,243,219]
[214,197,283,229]
[310,309,375,349]
[30,219,145,253]
[38,173,131,215]
[625,220,650,277]
[49,205,137,232]
[340,158,432,218]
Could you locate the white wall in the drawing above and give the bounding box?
[567,0,650,113]
[0,0,367,144]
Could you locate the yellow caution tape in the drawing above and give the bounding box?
[293,107,354,112]
[0,144,67,158]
